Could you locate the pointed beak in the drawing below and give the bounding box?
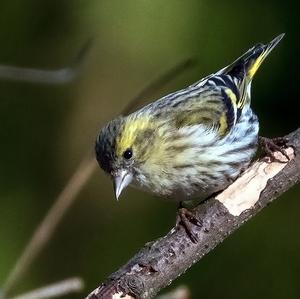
[112,170,133,200]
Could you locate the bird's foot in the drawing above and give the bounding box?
[259,136,290,163]
[176,207,202,243]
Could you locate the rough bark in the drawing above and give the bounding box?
[86,128,300,299]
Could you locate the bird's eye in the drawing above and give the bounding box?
[123,148,133,160]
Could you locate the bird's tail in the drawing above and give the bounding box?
[219,33,285,81]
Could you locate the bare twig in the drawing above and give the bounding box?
[0,40,91,84]
[3,58,195,296]
[3,156,96,294]
[86,128,300,299]
[10,277,84,299]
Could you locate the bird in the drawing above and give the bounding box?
[95,34,285,240]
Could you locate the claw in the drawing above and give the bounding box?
[259,136,290,163]
[176,207,202,243]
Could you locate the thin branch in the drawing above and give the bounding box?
[86,128,300,299]
[0,40,91,84]
[2,59,195,296]
[2,156,96,294]
[10,277,84,299]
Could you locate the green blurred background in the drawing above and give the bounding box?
[0,0,299,298]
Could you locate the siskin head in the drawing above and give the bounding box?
[95,113,160,199]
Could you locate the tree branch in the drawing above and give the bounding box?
[86,128,300,299]
[10,277,84,299]
[0,40,91,85]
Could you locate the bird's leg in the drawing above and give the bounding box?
[259,136,290,163]
[176,202,202,243]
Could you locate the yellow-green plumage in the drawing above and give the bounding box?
[95,34,284,201]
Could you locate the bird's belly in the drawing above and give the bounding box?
[160,157,253,202]
[133,142,258,202]
[132,159,250,202]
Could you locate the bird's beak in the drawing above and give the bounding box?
[113,170,133,200]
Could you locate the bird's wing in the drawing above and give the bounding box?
[154,74,242,136]
[146,35,284,137]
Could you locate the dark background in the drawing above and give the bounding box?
[0,1,299,298]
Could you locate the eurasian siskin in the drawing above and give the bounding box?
[95,34,284,205]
